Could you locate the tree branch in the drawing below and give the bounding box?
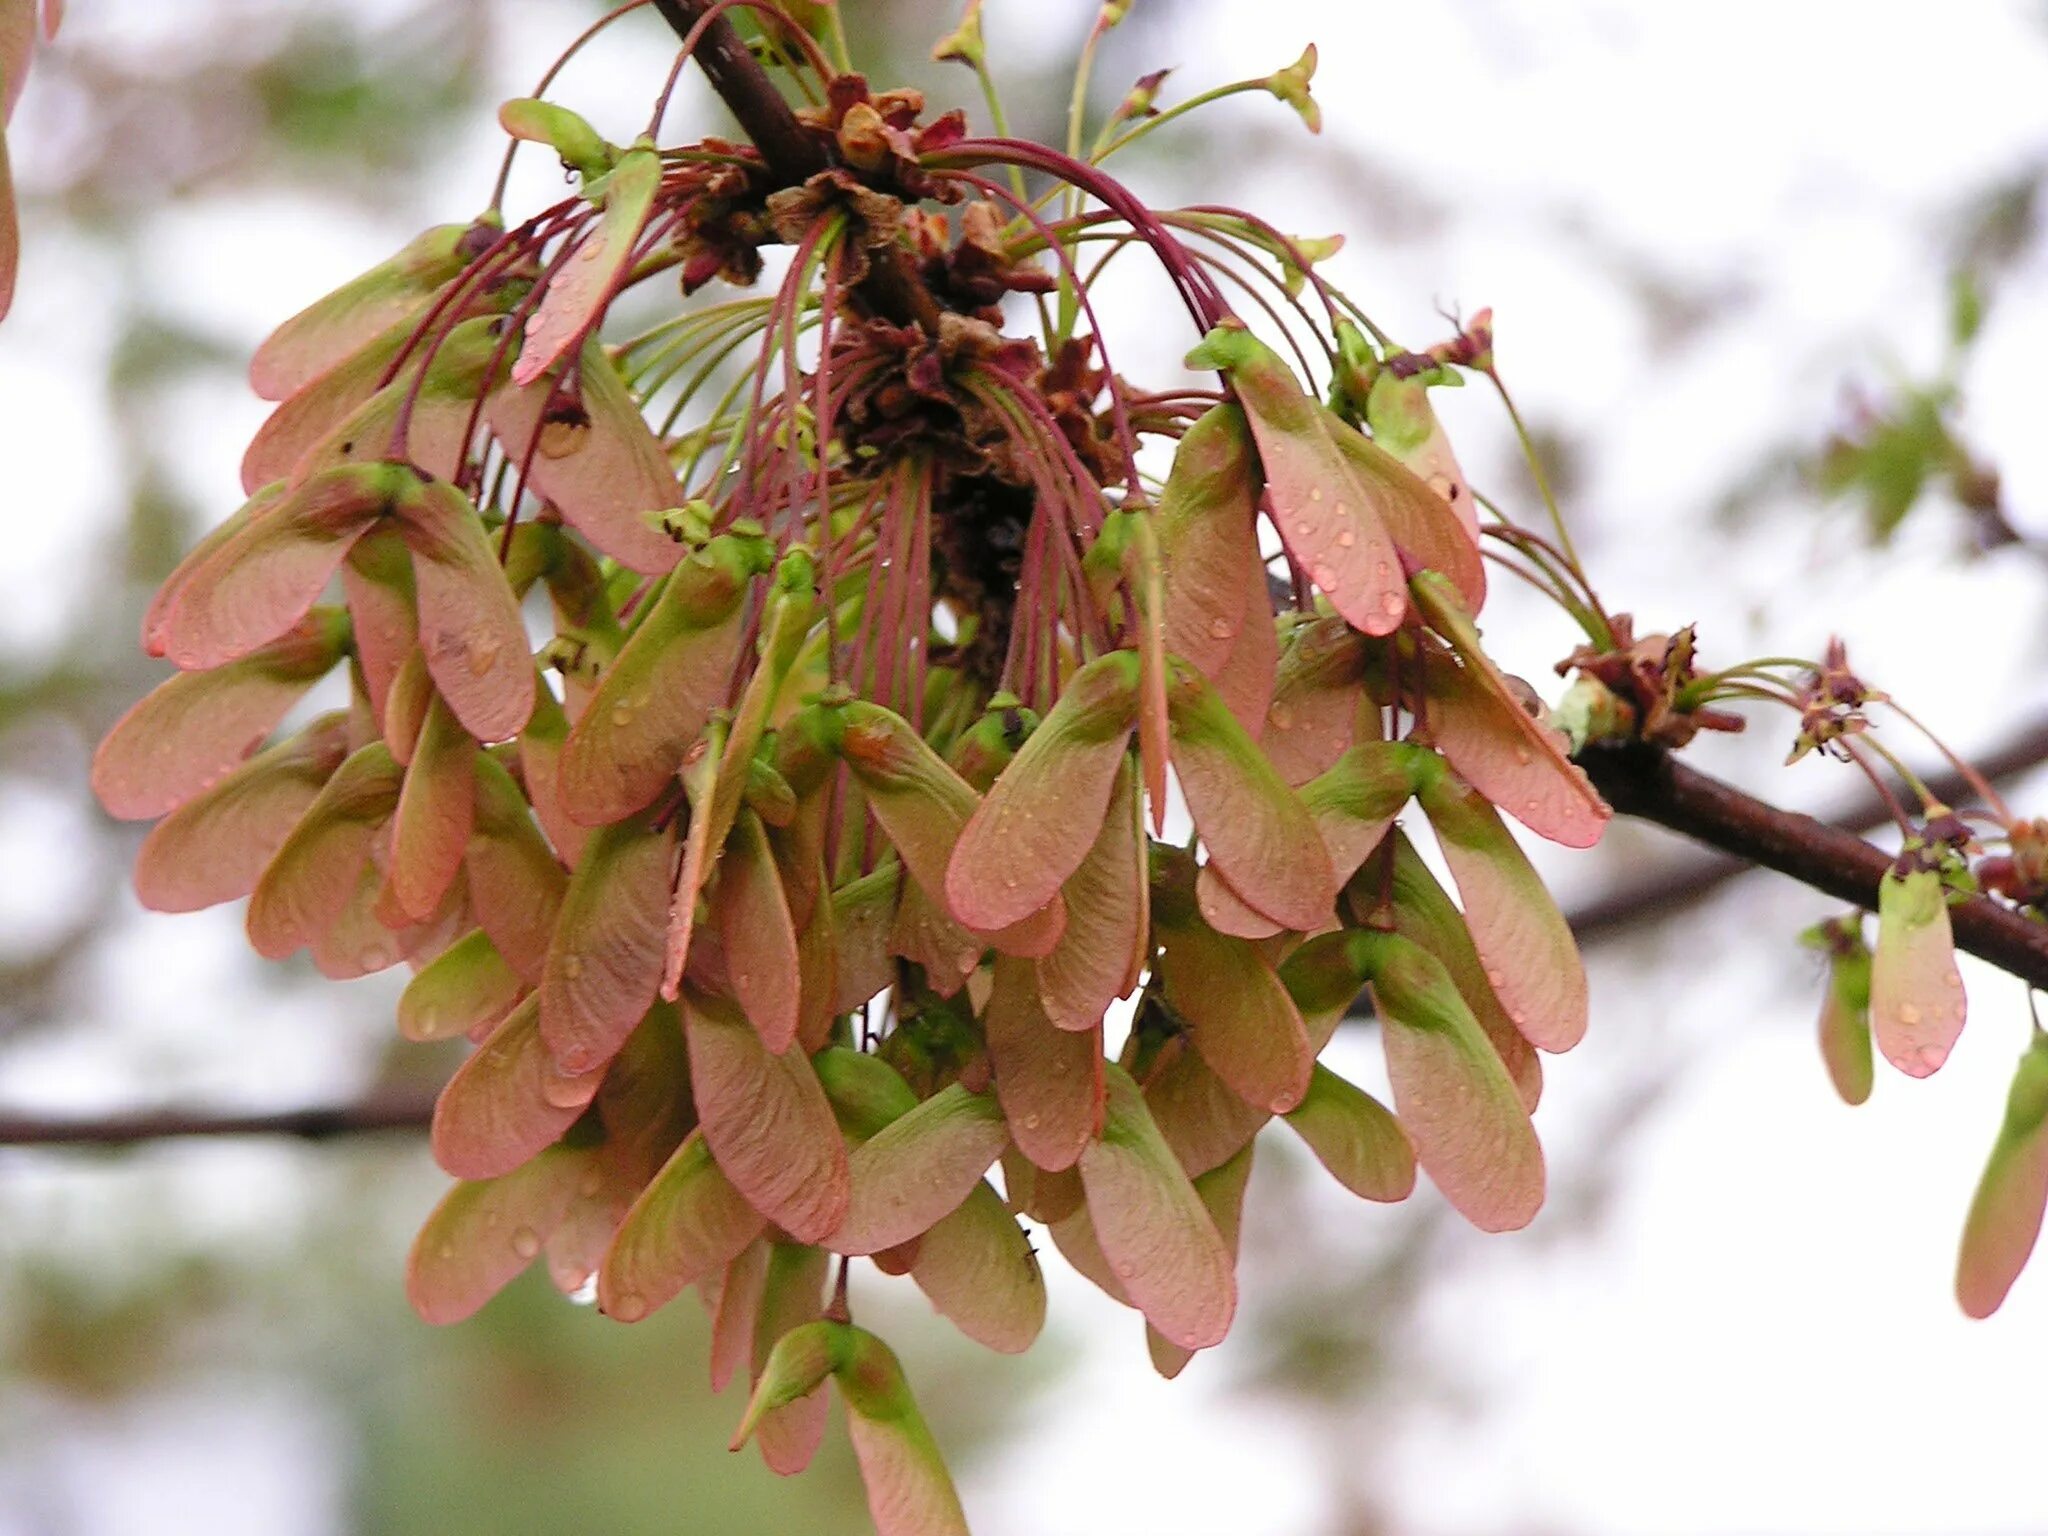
[1580,741,2048,988]
[0,1086,442,1148]
[650,0,827,180]
[1569,712,2048,941]
[647,0,940,331]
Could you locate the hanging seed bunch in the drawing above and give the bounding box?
[84,0,2048,1528]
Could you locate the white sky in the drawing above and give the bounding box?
[7,1,2048,1532]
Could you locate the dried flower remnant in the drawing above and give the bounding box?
[85,1,2048,1529]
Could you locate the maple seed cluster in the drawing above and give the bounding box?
[91,5,1950,1532]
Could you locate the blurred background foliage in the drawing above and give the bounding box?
[5,2,2048,1533]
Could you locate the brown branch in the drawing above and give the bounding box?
[650,0,826,180]
[1580,741,2048,989]
[0,1086,442,1148]
[1569,712,2048,940]
[647,0,941,331]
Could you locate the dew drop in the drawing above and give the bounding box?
[1294,521,1314,541]
[1023,1113,1041,1130]
[481,1209,501,1230]
[1484,968,1505,990]
[1209,616,1236,641]
[1918,1044,1946,1072]
[1380,592,1405,620]
[1428,474,1456,499]
[1267,705,1295,731]
[1336,529,1355,549]
[562,953,585,980]
[359,946,390,971]
[1309,487,1323,503]
[466,635,501,677]
[1113,1259,1136,1279]
[511,1226,542,1260]
[416,1007,441,1036]
[610,704,634,728]
[1945,973,1963,990]
[437,1242,456,1261]
[578,241,604,262]
[1513,746,1533,766]
[1898,1002,1922,1027]
[1310,564,1337,588]
[611,1291,649,1322]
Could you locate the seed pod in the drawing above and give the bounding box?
[1331,399,1483,612]
[430,995,591,1181]
[1283,1062,1416,1202]
[560,530,766,824]
[1365,367,1481,550]
[910,1180,1048,1355]
[947,650,1139,932]
[243,314,415,493]
[134,712,353,914]
[842,700,1064,957]
[143,482,289,659]
[1956,1032,2048,1318]
[398,928,525,1043]
[984,952,1102,1172]
[252,220,485,401]
[1185,323,1407,635]
[405,1144,590,1326]
[388,695,478,922]
[750,1243,832,1475]
[1141,1033,1271,1181]
[155,461,409,671]
[514,145,662,387]
[93,607,349,821]
[498,98,614,180]
[290,314,507,487]
[246,740,403,960]
[538,812,676,1075]
[1802,916,1875,1106]
[1261,616,1373,786]
[826,1083,1010,1255]
[1155,403,1261,680]
[683,989,849,1244]
[1355,928,1546,1232]
[1080,1064,1238,1350]
[463,753,566,987]
[599,1129,764,1325]
[1871,864,1967,1078]
[1035,757,1149,1031]
[1146,1142,1255,1380]
[1383,830,1542,1111]
[731,1318,853,1451]
[701,1237,769,1394]
[1153,911,1313,1115]
[488,337,691,575]
[1414,756,1588,1054]
[1168,659,1335,933]
[715,810,803,1052]
[1410,570,1609,850]
[392,475,537,743]
[835,1328,973,1536]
